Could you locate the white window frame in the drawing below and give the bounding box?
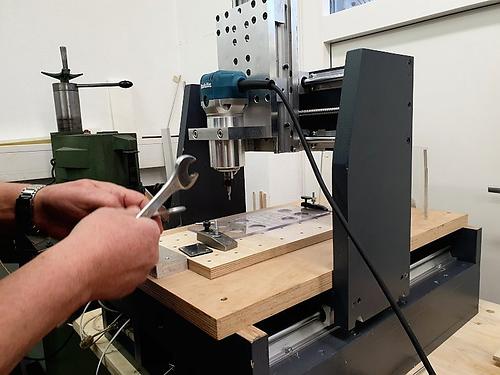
[300,0,500,69]
[323,0,500,43]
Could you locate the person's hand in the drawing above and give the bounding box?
[55,206,161,301]
[33,179,161,239]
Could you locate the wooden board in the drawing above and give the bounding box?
[158,208,332,279]
[156,207,467,280]
[142,239,333,340]
[237,325,268,343]
[143,207,468,340]
[411,209,468,251]
[406,300,500,375]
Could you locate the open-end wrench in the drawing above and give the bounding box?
[137,155,199,219]
[144,190,186,222]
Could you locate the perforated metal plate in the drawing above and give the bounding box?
[215,0,276,130]
[213,0,301,152]
[216,0,276,78]
[189,206,330,239]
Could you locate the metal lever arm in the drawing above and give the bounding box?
[77,81,133,89]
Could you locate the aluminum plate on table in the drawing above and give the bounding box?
[188,207,330,239]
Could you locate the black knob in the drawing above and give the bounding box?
[203,221,212,232]
[301,195,313,204]
[119,80,133,89]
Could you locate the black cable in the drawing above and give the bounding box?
[239,79,436,375]
[48,158,56,185]
[24,329,75,362]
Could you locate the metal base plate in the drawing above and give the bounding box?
[179,243,214,257]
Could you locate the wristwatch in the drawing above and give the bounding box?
[15,184,45,235]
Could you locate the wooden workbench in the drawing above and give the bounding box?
[407,300,500,375]
[141,208,469,340]
[75,300,500,375]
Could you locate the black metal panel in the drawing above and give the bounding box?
[333,49,414,330]
[272,228,481,374]
[108,290,269,375]
[451,227,482,264]
[174,84,246,225]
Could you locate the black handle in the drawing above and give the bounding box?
[119,80,133,88]
[488,187,500,194]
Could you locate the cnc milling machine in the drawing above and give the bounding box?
[100,1,482,374]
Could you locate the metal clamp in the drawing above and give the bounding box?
[189,126,271,141]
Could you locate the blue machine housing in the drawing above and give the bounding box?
[200,70,247,105]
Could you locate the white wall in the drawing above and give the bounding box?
[0,0,182,141]
[328,5,500,302]
[174,0,231,84]
[5,2,496,301]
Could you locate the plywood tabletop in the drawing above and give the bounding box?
[141,207,468,340]
[411,209,468,251]
[142,239,333,339]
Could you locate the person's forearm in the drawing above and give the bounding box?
[0,183,27,237]
[0,242,90,373]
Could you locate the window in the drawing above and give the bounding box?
[330,0,375,14]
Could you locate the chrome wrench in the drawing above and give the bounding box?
[137,155,199,219]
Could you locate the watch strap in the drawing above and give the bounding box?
[15,185,45,235]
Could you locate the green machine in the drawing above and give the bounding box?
[50,132,141,190]
[42,46,142,191]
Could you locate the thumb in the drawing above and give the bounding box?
[125,206,141,216]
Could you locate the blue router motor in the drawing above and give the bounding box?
[200,70,247,105]
[197,70,249,200]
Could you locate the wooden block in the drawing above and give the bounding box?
[159,213,332,279]
[150,245,187,279]
[411,208,468,251]
[238,326,267,343]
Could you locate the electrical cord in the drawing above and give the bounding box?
[80,313,123,350]
[98,300,120,313]
[95,318,131,375]
[48,158,56,185]
[79,301,92,338]
[0,260,11,275]
[238,79,436,375]
[80,313,101,335]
